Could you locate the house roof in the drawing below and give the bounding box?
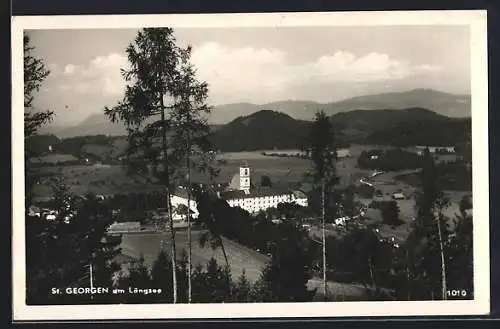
[292,190,307,199]
[220,187,292,200]
[228,173,241,190]
[171,187,191,199]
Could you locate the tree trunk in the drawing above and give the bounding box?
[186,131,192,303]
[160,103,177,304]
[406,249,411,301]
[220,238,230,268]
[219,237,232,297]
[321,179,327,300]
[368,253,375,286]
[436,214,447,300]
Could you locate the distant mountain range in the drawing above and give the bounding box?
[42,89,471,139]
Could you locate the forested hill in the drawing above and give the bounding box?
[208,108,471,152]
[208,110,313,152]
[362,117,471,147]
[29,108,471,156]
[330,107,471,145]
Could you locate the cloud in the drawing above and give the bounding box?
[55,53,129,96]
[189,43,441,102]
[49,44,441,105]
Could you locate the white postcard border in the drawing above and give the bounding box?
[12,10,490,321]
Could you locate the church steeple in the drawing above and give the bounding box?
[239,162,250,193]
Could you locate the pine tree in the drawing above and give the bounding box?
[232,270,252,302]
[167,49,212,302]
[23,32,55,207]
[381,201,402,226]
[197,192,230,267]
[24,33,53,138]
[191,258,232,303]
[411,149,451,299]
[150,249,174,303]
[105,28,188,303]
[255,222,316,302]
[106,28,211,303]
[446,196,473,298]
[176,249,189,303]
[115,256,153,303]
[307,110,338,300]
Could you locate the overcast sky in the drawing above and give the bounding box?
[27,26,470,126]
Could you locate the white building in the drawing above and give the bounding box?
[220,164,308,213]
[168,164,309,218]
[170,187,199,221]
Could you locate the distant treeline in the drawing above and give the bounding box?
[357,149,424,171]
[26,134,116,157]
[26,111,471,155]
[360,118,471,147]
[395,160,472,191]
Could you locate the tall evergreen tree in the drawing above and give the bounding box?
[24,33,55,207]
[411,149,451,299]
[115,256,153,303]
[232,270,252,302]
[150,249,174,302]
[191,258,232,303]
[381,201,403,226]
[446,196,473,298]
[24,33,53,138]
[254,222,316,302]
[105,28,210,303]
[197,192,230,267]
[168,47,212,303]
[307,110,338,299]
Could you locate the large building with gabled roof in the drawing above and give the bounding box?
[218,163,308,213]
[170,162,308,216]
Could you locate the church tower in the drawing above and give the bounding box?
[239,162,251,193]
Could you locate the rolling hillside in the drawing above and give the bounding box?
[31,106,471,155]
[41,89,471,138]
[208,108,471,151]
[330,107,454,141]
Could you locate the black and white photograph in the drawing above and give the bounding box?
[12,11,489,321]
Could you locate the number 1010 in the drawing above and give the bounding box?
[447,289,467,298]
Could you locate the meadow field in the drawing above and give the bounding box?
[30,144,410,203]
[119,229,269,282]
[32,164,164,197]
[119,229,368,300]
